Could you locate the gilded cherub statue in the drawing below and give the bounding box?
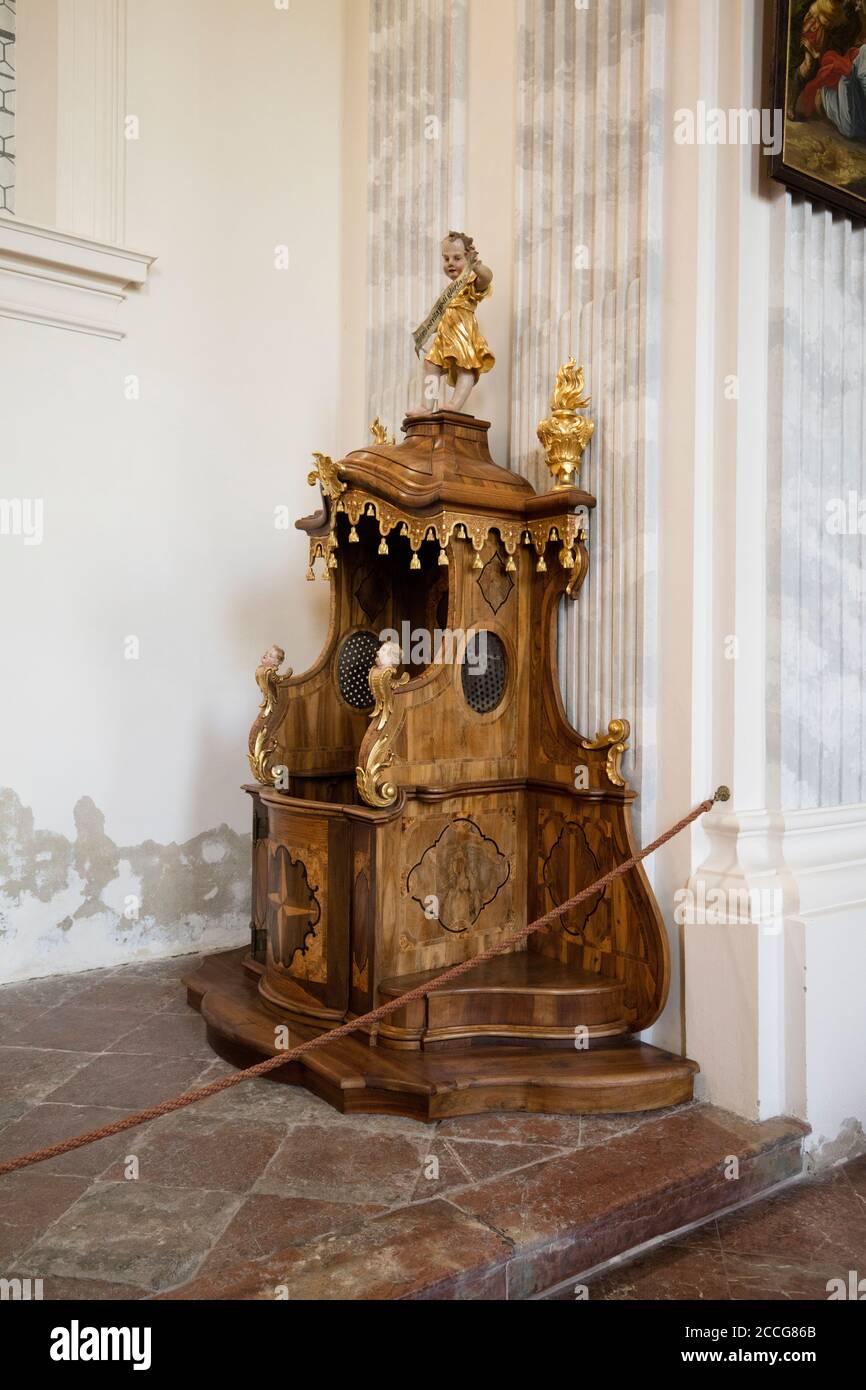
[413,231,495,416]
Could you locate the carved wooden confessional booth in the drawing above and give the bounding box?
[186,373,698,1118]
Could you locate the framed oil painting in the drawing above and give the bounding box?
[771,0,866,220]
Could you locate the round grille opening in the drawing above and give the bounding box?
[337,630,380,710]
[461,631,507,714]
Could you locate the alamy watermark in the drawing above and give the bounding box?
[827,1270,866,1300]
[50,1321,152,1370]
[674,883,783,928]
[0,498,43,545]
[1,1276,43,1300]
[378,623,488,674]
[826,491,866,535]
[674,104,783,158]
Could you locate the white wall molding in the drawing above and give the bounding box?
[56,0,128,246]
[0,213,154,338]
[771,804,866,919]
[688,802,866,923]
[687,800,866,1147]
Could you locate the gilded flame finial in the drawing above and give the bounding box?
[370,418,395,446]
[537,359,595,490]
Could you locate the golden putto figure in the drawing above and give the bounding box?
[413,231,495,415]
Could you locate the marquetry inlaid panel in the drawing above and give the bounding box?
[376,794,524,981]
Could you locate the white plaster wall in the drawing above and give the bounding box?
[0,0,345,978]
[804,914,866,1155]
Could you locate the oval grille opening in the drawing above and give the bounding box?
[461,631,507,714]
[337,630,380,710]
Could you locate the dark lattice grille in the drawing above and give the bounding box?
[461,631,507,714]
[0,2,15,215]
[337,630,380,710]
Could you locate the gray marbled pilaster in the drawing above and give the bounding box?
[774,198,866,811]
[513,0,665,823]
[366,0,468,431]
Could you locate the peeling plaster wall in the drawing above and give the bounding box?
[1,0,345,981]
[0,790,250,981]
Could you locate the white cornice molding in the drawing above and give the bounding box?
[0,216,153,288]
[0,215,155,339]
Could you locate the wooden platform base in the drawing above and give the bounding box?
[185,951,699,1122]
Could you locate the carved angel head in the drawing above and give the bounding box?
[376,640,403,670]
[441,230,478,281]
[260,644,285,671]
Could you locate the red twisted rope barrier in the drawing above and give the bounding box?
[0,790,726,1177]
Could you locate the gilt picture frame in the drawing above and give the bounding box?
[771,0,866,221]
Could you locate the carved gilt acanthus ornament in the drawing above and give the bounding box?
[356,643,409,808]
[581,719,631,789]
[248,645,294,786]
[307,452,346,501]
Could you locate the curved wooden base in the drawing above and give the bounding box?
[185,951,699,1122]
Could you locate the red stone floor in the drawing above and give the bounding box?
[0,951,860,1300]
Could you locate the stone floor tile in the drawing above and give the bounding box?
[10,1005,140,1053]
[43,1052,213,1109]
[0,1047,97,1108]
[162,1199,511,1301]
[410,1136,564,1200]
[0,1003,52,1044]
[0,1103,149,1179]
[23,1180,241,1293]
[191,1073,348,1128]
[0,974,97,1011]
[436,1110,582,1148]
[199,1192,382,1274]
[583,1232,731,1301]
[722,1253,853,1301]
[254,1122,429,1206]
[106,1013,213,1059]
[98,1111,286,1193]
[0,1170,90,1263]
[72,973,180,1015]
[717,1169,866,1268]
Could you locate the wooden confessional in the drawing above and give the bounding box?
[185,399,698,1118]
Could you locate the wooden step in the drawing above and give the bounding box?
[377,951,628,1046]
[185,950,699,1121]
